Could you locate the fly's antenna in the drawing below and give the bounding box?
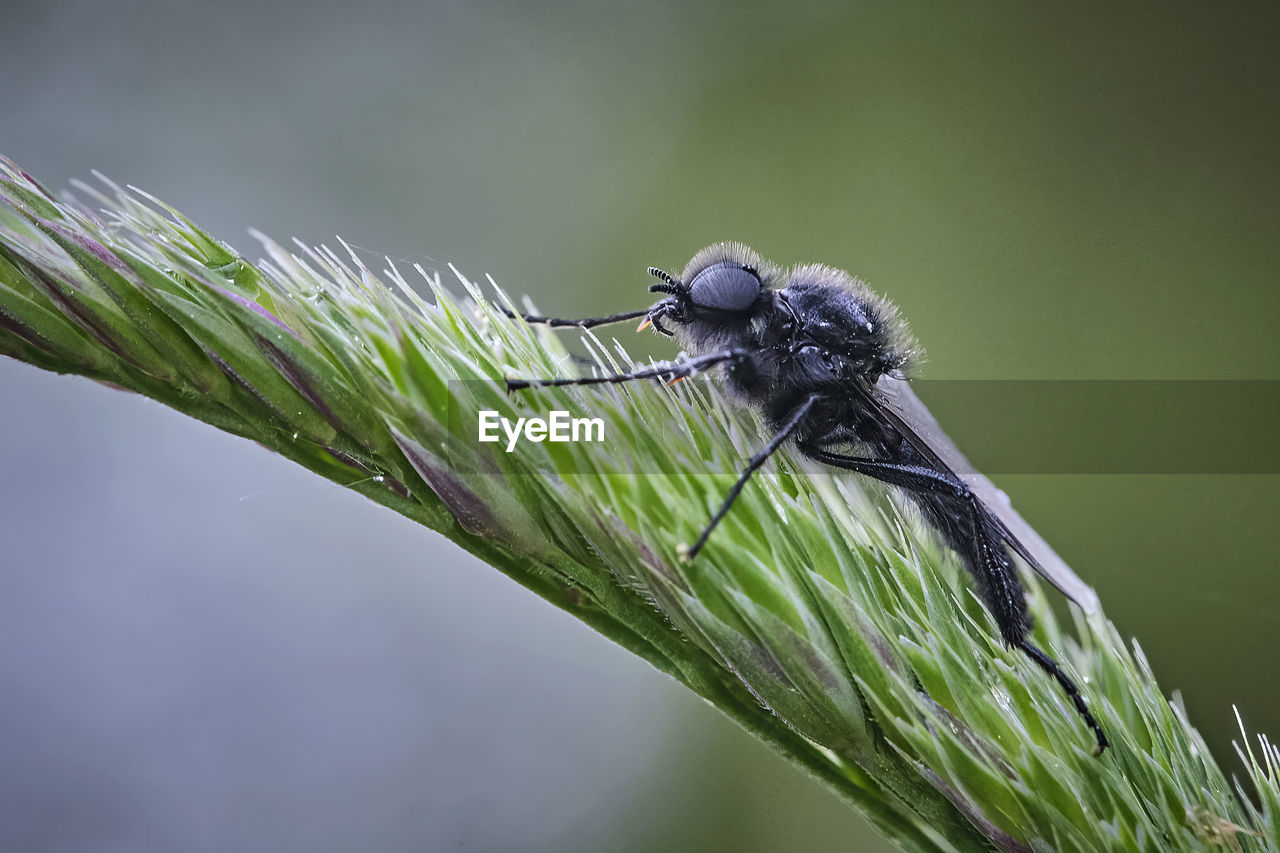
[647,267,685,295]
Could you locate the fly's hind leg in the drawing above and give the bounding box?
[796,444,1108,755]
[1016,639,1108,754]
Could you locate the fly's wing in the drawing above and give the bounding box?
[870,376,1100,615]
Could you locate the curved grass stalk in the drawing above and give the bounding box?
[1,155,1276,852]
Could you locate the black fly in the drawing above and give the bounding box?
[505,242,1108,754]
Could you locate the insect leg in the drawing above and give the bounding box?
[1017,640,1109,755]
[797,449,968,500]
[685,393,822,561]
[648,305,676,337]
[798,449,1027,632]
[506,348,746,392]
[796,446,1108,754]
[962,526,1107,752]
[499,305,652,329]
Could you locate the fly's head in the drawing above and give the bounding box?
[641,242,783,354]
[640,243,919,381]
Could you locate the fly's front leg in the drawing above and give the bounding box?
[499,305,651,329]
[506,349,747,393]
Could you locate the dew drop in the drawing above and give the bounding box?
[990,684,1013,712]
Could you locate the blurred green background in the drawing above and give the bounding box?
[2,2,1278,851]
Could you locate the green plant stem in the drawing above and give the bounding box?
[2,156,1277,852]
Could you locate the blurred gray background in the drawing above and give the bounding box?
[2,2,1279,851]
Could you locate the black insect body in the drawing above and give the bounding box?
[506,242,1108,754]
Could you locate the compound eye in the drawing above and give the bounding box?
[688,262,761,312]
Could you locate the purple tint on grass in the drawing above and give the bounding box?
[19,170,54,198]
[324,446,411,499]
[206,350,275,410]
[0,311,43,351]
[0,163,58,201]
[25,265,132,362]
[208,284,293,334]
[383,475,411,499]
[393,432,499,539]
[918,765,1029,853]
[253,334,348,435]
[40,220,129,273]
[606,514,680,586]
